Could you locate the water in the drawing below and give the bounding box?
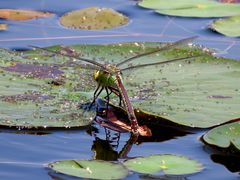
[0,0,239,179]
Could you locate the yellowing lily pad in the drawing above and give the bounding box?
[123,154,203,175]
[59,7,129,30]
[202,121,240,152]
[210,15,240,37]
[138,0,240,17]
[0,9,54,20]
[0,24,8,30]
[49,160,129,179]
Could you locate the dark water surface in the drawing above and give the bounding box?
[0,0,239,179]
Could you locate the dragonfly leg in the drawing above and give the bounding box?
[108,86,123,107]
[88,85,104,109]
[104,87,111,117]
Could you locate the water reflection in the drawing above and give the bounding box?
[211,154,240,173]
[88,99,193,161]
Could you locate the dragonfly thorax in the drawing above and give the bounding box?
[93,70,117,87]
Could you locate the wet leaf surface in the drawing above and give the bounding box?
[1,41,240,129]
[0,9,54,20]
[60,7,129,30]
[49,160,129,179]
[0,48,95,129]
[139,0,240,17]
[123,154,203,175]
[31,42,240,128]
[3,62,64,78]
[210,15,240,37]
[202,121,240,152]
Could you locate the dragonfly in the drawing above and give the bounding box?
[31,36,199,136]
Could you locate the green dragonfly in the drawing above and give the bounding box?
[31,36,199,135]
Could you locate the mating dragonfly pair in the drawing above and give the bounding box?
[31,36,199,136]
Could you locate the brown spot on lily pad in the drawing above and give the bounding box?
[0,9,54,21]
[1,92,54,103]
[4,62,64,78]
[60,7,129,30]
[208,95,232,99]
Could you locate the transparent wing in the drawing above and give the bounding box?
[116,36,198,67]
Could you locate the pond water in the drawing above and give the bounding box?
[0,0,239,179]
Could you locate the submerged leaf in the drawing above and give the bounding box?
[209,15,240,37]
[49,160,128,179]
[0,9,54,20]
[0,24,8,30]
[123,154,203,175]
[60,7,129,30]
[202,121,240,152]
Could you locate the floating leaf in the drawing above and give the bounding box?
[2,41,240,129]
[0,49,95,129]
[0,24,8,30]
[0,9,54,21]
[138,0,240,17]
[202,121,240,152]
[123,154,203,175]
[49,160,128,179]
[209,15,240,37]
[35,42,240,128]
[60,7,129,30]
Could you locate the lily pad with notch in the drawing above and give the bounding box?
[209,15,240,37]
[202,120,240,153]
[49,160,129,180]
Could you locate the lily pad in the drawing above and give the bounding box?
[31,42,240,128]
[0,24,8,30]
[2,41,240,129]
[59,7,129,30]
[0,49,95,129]
[138,0,240,17]
[123,154,203,175]
[209,15,240,37]
[202,121,240,152]
[49,160,129,179]
[0,9,54,20]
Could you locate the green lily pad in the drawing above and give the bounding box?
[32,42,240,128]
[138,0,240,17]
[202,121,240,152]
[2,41,240,129]
[123,154,203,175]
[60,7,129,30]
[209,16,240,37]
[49,160,129,179]
[0,49,95,129]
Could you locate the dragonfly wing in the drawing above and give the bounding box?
[116,36,198,67]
